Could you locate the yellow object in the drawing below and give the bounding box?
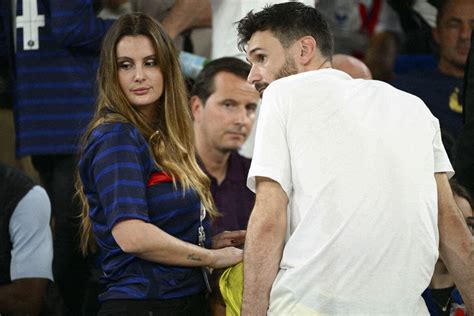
[219,262,244,316]
[449,87,463,114]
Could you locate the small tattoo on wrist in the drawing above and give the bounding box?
[187,254,202,261]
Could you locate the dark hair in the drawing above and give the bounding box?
[436,0,454,27]
[237,2,334,58]
[191,57,251,104]
[450,177,473,208]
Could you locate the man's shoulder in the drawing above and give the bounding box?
[266,69,348,97]
[228,151,252,179]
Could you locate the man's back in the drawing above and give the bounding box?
[249,69,453,314]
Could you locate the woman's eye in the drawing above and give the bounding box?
[145,59,157,66]
[118,62,132,70]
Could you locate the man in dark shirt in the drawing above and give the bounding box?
[191,57,259,238]
[455,32,474,197]
[392,0,473,140]
[190,57,259,315]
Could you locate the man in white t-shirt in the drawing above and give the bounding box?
[236,2,474,315]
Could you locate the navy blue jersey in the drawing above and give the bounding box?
[13,0,113,157]
[79,122,210,301]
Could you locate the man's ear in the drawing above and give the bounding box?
[190,95,204,121]
[298,36,317,65]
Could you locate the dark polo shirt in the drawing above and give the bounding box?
[199,151,255,235]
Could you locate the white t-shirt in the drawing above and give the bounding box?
[9,186,53,281]
[247,69,453,315]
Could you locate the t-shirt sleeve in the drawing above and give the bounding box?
[247,85,292,197]
[9,186,53,281]
[432,118,455,178]
[89,128,151,230]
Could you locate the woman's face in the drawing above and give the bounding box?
[116,35,164,119]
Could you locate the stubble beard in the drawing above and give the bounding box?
[275,54,299,80]
[254,54,299,96]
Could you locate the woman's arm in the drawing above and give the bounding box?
[112,219,242,269]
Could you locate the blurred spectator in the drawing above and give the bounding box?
[392,0,473,140]
[316,0,402,81]
[388,0,437,54]
[0,163,53,315]
[131,0,212,58]
[190,57,259,314]
[454,31,474,198]
[332,54,373,79]
[0,0,38,178]
[11,1,113,314]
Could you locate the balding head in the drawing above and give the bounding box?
[332,54,372,79]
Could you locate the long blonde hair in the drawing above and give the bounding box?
[76,13,216,254]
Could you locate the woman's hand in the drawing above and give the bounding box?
[209,247,243,269]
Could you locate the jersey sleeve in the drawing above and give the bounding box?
[49,0,114,53]
[247,84,292,197]
[88,127,152,230]
[9,186,53,281]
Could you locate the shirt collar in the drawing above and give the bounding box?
[197,151,247,184]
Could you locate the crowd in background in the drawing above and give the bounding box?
[0,0,473,315]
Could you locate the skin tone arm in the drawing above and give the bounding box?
[0,278,48,315]
[364,31,398,82]
[160,0,212,39]
[241,177,288,315]
[112,219,242,269]
[435,173,474,313]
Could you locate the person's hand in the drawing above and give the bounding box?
[160,0,212,39]
[212,230,246,249]
[209,247,243,269]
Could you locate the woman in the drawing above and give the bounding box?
[76,13,242,315]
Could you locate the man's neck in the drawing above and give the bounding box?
[438,60,465,79]
[303,55,332,73]
[197,143,230,185]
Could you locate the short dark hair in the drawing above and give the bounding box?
[436,0,454,27]
[237,2,334,58]
[191,57,252,104]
